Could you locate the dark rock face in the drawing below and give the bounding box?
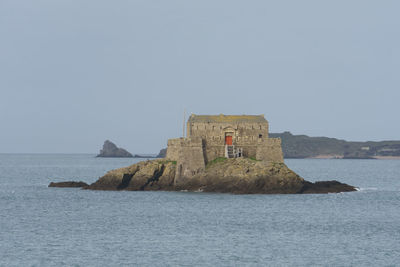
[85,160,176,191]
[48,181,88,188]
[82,158,357,194]
[96,140,133,158]
[156,148,167,158]
[299,180,357,194]
[175,159,305,194]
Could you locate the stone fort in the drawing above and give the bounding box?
[166,114,284,179]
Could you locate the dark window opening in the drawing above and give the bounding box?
[259,134,262,138]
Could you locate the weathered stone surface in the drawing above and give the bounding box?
[86,160,177,191]
[299,180,357,194]
[166,114,285,165]
[176,159,304,194]
[256,138,284,162]
[48,181,88,188]
[86,162,142,190]
[156,148,167,158]
[96,140,133,158]
[83,158,356,194]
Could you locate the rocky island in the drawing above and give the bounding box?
[96,140,133,158]
[52,114,356,194]
[83,158,355,194]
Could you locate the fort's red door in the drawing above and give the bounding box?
[225,136,232,145]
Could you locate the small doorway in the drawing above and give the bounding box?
[225,135,233,145]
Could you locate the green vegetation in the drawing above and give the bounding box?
[270,132,400,159]
[249,156,261,161]
[206,157,227,168]
[158,160,177,165]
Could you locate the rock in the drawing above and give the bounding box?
[175,159,305,194]
[48,181,88,188]
[83,158,356,194]
[96,140,133,158]
[156,148,167,158]
[85,160,176,191]
[298,180,357,194]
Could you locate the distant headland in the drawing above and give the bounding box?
[270,132,400,159]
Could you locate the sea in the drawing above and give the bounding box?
[1,154,399,266]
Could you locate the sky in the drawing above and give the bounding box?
[0,0,399,153]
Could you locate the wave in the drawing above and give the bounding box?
[356,187,378,192]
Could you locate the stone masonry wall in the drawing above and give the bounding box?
[256,138,284,163]
[166,138,183,161]
[167,116,284,180]
[187,121,269,147]
[173,137,206,186]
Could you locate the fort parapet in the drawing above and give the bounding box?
[166,114,284,180]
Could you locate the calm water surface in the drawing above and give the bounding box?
[1,154,400,266]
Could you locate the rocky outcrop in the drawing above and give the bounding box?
[299,180,356,194]
[175,159,304,194]
[96,140,133,158]
[82,158,356,194]
[86,160,176,191]
[48,181,88,188]
[156,148,167,158]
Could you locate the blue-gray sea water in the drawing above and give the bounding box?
[1,154,400,266]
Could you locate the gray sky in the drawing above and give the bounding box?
[1,0,399,153]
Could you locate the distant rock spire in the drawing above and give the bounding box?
[96,140,133,158]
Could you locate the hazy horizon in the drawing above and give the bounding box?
[1,1,399,153]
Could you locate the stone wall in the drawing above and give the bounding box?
[203,145,225,163]
[167,115,284,182]
[173,137,206,186]
[203,144,260,162]
[187,121,269,147]
[165,138,183,161]
[256,138,284,163]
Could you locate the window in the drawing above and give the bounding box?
[259,134,262,138]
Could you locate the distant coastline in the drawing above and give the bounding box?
[307,155,400,160]
[152,132,400,160]
[89,133,400,160]
[269,132,400,160]
[372,156,400,160]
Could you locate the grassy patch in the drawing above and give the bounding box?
[206,157,227,168]
[158,160,177,165]
[249,157,261,161]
